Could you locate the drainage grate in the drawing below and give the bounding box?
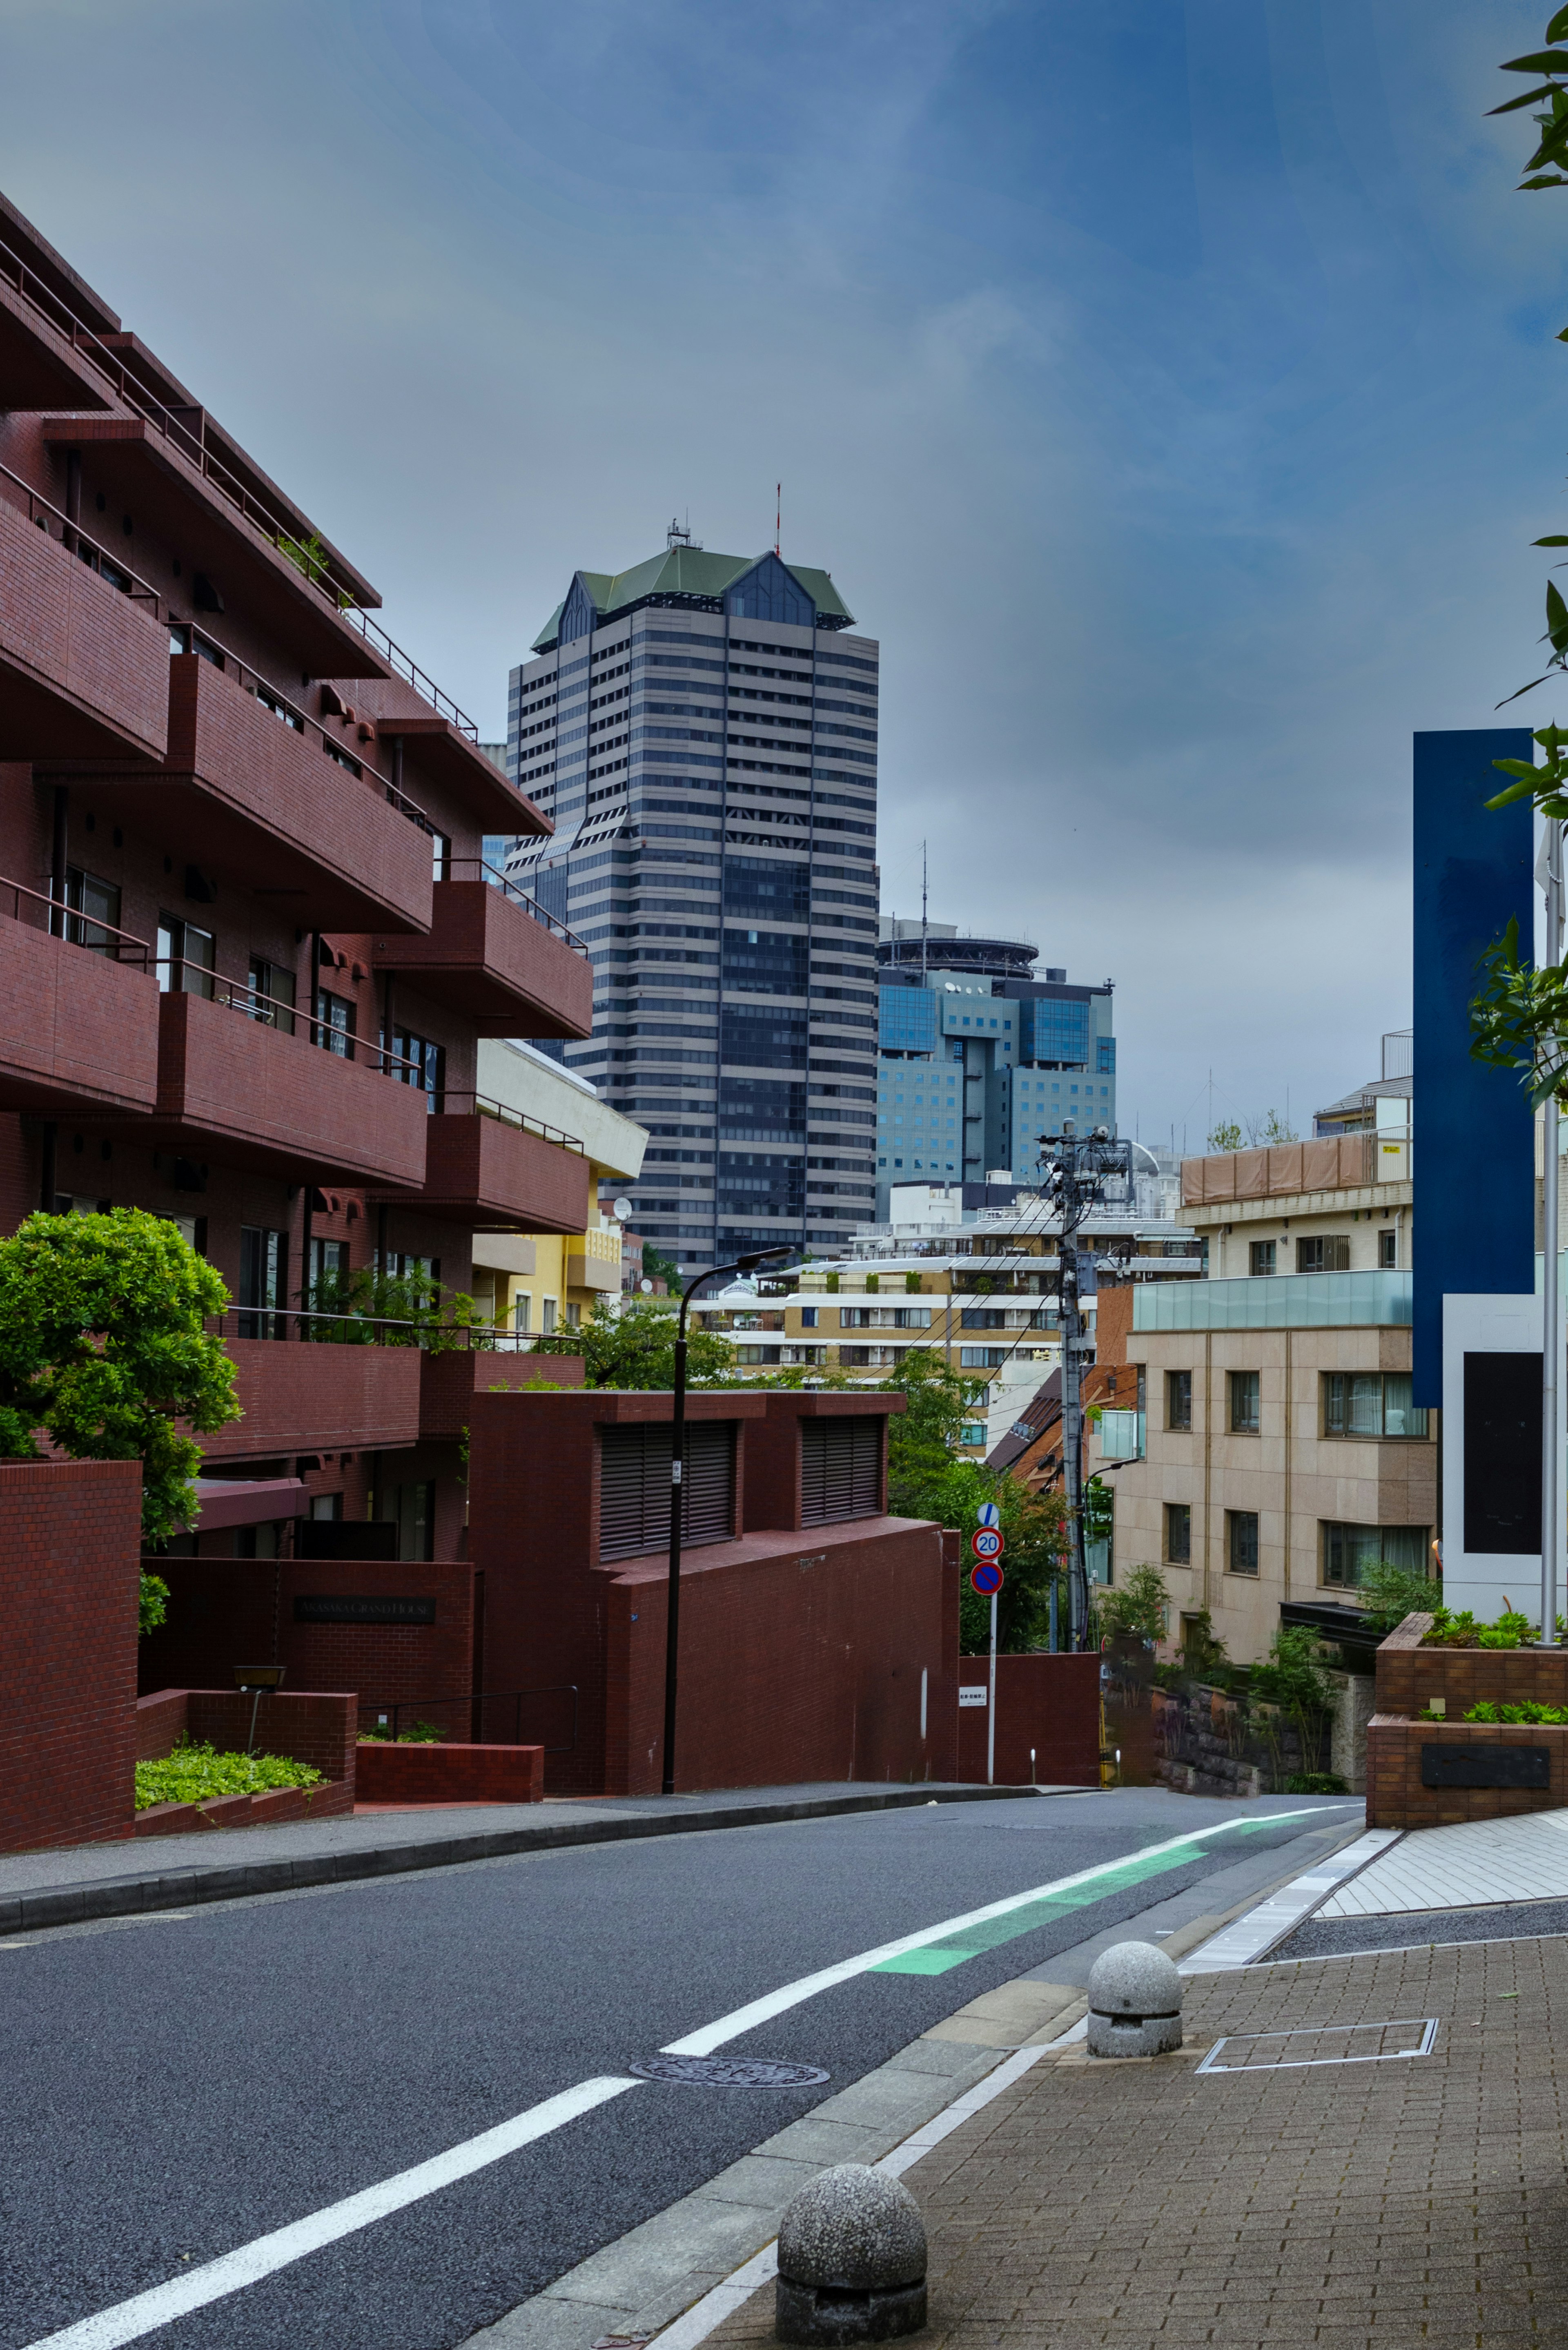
[630,2054,830,2088]
[1197,2018,1438,2075]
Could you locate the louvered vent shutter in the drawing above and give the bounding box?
[598,1422,737,1561]
[800,1417,884,1527]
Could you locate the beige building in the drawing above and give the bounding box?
[471,1040,647,1338]
[1105,1113,1430,1663]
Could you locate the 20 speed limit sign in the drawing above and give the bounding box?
[971,1526,1004,1562]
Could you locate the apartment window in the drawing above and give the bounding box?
[246,956,295,1035]
[238,1225,287,1340]
[1164,1502,1192,1566]
[1322,1521,1430,1589]
[63,867,121,955]
[1227,1511,1260,1576]
[514,1294,532,1335]
[1228,1370,1261,1433]
[564,1301,581,1328]
[308,1236,348,1311]
[1166,1369,1191,1431]
[314,989,355,1057]
[387,1023,445,1106]
[1379,1229,1397,1268]
[1249,1239,1276,1277]
[432,829,453,883]
[1323,1371,1427,1440]
[799,1307,818,1329]
[156,916,214,998]
[1296,1234,1350,1273]
[541,1297,558,1334]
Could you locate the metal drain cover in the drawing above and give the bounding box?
[631,2054,829,2088]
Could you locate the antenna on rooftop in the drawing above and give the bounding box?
[920,841,928,984]
[666,514,700,551]
[775,482,781,557]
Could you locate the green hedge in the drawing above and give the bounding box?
[134,1738,325,1812]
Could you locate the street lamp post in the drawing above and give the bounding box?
[1037,1125,1134,1651]
[662,1246,791,1795]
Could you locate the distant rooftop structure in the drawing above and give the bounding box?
[878,920,1049,985]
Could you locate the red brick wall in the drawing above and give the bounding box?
[198,1337,422,1460]
[0,493,169,761]
[373,879,592,1040]
[355,1741,543,1803]
[0,1459,140,1849]
[418,1110,589,1235]
[0,913,161,1117]
[956,1652,1101,1787]
[743,1391,897,1535]
[136,1559,476,1724]
[136,1686,357,1783]
[1367,1714,1568,1829]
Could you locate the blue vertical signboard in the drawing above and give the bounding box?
[1412,730,1536,1405]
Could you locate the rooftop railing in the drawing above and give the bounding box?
[441,1089,586,1155]
[341,609,479,741]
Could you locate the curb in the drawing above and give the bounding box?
[0,1782,1052,1940]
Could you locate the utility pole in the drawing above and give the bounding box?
[1040,1124,1134,1648]
[1542,819,1563,1649]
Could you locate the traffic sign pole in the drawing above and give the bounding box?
[987,1591,998,1786]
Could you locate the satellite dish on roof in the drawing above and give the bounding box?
[612,1197,633,1221]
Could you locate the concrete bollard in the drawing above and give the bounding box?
[774,2163,927,2344]
[1085,1940,1184,2058]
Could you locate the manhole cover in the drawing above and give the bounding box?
[630,2054,829,2088]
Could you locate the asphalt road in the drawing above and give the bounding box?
[1,1789,1352,2350]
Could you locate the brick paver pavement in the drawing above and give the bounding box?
[710,1936,1568,2348]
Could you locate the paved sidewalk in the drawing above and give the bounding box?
[709,1931,1568,2348]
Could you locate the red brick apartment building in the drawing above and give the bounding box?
[0,192,593,1681]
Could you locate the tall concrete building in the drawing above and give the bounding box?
[875,921,1116,1212]
[503,529,879,1269]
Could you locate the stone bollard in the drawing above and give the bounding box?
[1085,1940,1184,2058]
[774,2163,927,2344]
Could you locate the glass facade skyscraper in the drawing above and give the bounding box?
[502,534,879,1269]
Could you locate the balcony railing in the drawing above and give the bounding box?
[1,872,151,965]
[159,959,426,1079]
[447,1089,587,1155]
[0,231,483,747]
[450,856,587,952]
[169,629,435,836]
[0,459,166,620]
[206,1304,584,1351]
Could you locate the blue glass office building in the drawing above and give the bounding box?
[501,535,879,1269]
[875,923,1115,1213]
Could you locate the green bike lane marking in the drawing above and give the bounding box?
[871,1819,1300,1974]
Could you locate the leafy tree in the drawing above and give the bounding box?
[1354,1558,1441,1636]
[1468,18,1568,1078]
[0,1210,239,1547]
[139,1571,169,1637]
[1207,1119,1243,1152]
[1178,1607,1232,1685]
[880,1350,1068,1651]
[1098,1563,1170,1645]
[1246,1109,1298,1145]
[305,1263,494,1349]
[572,1294,736,1389]
[640,1243,679,1290]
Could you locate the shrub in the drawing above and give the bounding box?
[1098,1564,1169,1645]
[1355,1561,1441,1636]
[1286,1772,1348,1795]
[138,1572,169,1637]
[135,1737,324,1810]
[1423,1605,1538,1649]
[1463,1699,1568,1725]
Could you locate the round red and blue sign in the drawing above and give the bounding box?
[971,1526,1004,1561]
[970,1560,1004,1596]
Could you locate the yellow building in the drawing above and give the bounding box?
[470,1040,647,1339]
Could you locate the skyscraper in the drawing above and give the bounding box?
[503,528,879,1269]
[875,921,1116,1213]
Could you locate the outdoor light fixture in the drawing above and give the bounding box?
[232,1664,285,1755]
[662,1246,794,1795]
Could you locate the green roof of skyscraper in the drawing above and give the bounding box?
[532,544,854,651]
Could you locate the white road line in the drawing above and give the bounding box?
[22,2077,641,2350]
[650,2017,1089,2350]
[662,1805,1353,2053]
[24,1803,1348,2348]
[1178,1828,1401,1973]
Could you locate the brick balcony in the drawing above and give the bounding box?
[0,907,161,1116]
[88,656,434,935]
[419,1347,585,1441]
[155,990,429,1188]
[373,878,592,1038]
[200,1339,422,1461]
[376,1107,589,1234]
[0,491,170,762]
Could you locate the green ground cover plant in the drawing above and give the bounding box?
[134,1738,324,1811]
[1461,1699,1568,1724]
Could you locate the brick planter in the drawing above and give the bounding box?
[134,1687,358,1835]
[1366,1614,1568,1828]
[354,1741,543,1805]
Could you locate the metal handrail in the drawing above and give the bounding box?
[0,872,151,964]
[340,607,479,740]
[359,1685,579,1752]
[172,631,434,833]
[208,1304,557,1350]
[158,959,426,1078]
[0,231,485,750]
[444,1089,587,1154]
[447,856,588,952]
[0,460,165,617]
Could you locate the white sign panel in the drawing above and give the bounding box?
[958,1686,987,1708]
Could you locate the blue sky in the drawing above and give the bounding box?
[2,0,1564,1145]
